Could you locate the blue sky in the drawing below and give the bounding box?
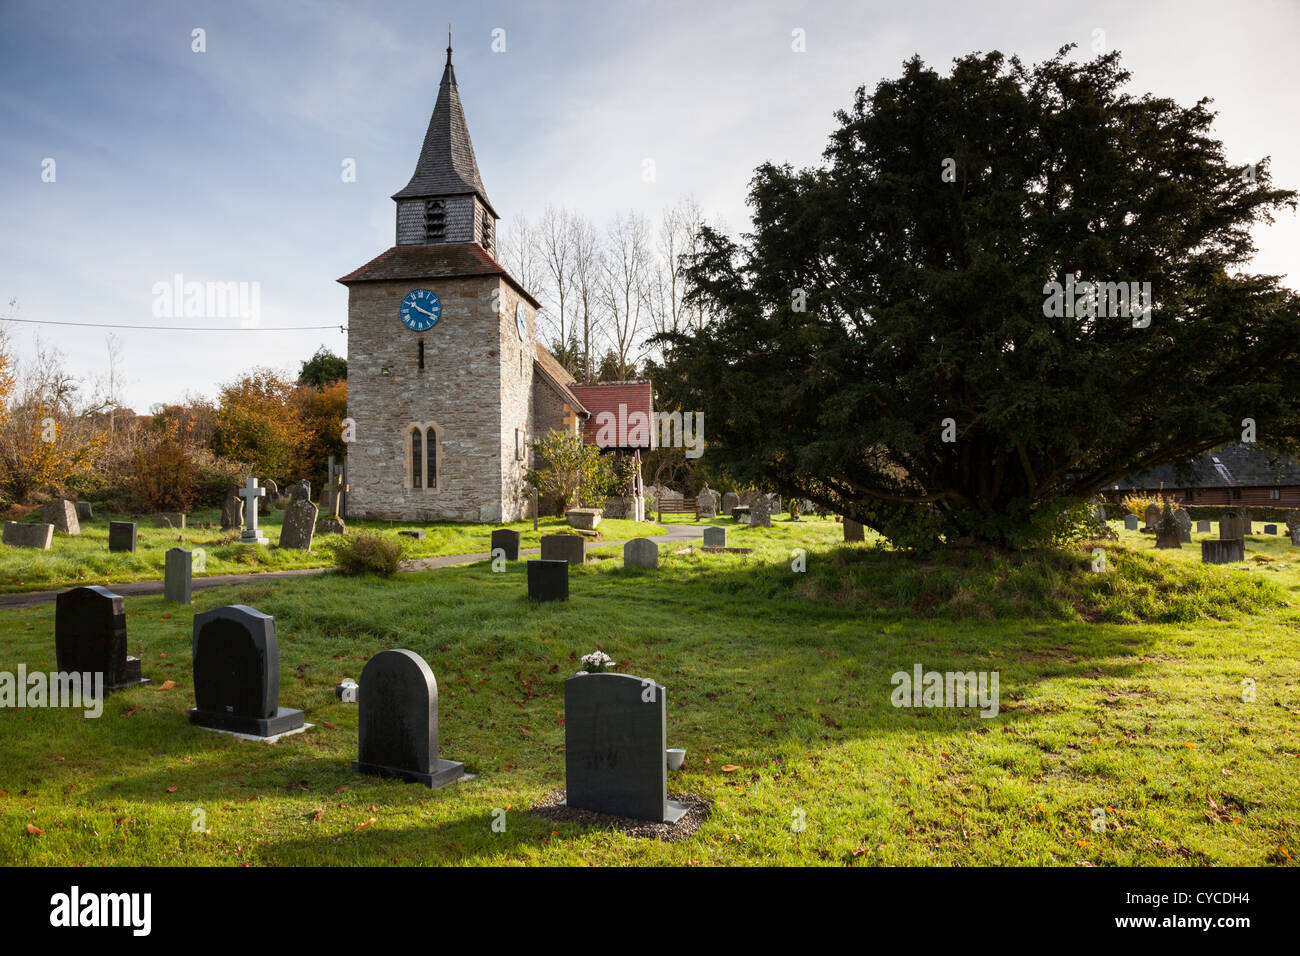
[2,0,1297,411]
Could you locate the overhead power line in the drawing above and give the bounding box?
[0,317,346,332]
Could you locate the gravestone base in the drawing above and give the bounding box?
[561,796,691,825]
[239,529,269,545]
[199,722,312,744]
[190,705,304,737]
[109,657,151,692]
[351,756,468,789]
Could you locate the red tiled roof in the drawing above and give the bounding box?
[568,381,655,449]
[337,243,541,308]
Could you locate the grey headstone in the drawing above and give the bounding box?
[1264,524,1278,535]
[750,497,772,527]
[1143,504,1160,533]
[702,526,726,547]
[843,518,865,542]
[2,521,54,550]
[1196,520,1211,534]
[564,672,687,824]
[220,484,243,530]
[528,559,569,602]
[721,492,740,516]
[1155,503,1182,549]
[55,585,147,692]
[238,478,268,544]
[1292,526,1300,546]
[696,493,717,519]
[490,528,520,561]
[75,501,93,520]
[540,534,585,565]
[1173,508,1192,544]
[287,480,311,502]
[278,498,319,550]
[108,521,136,553]
[164,548,193,604]
[623,538,658,569]
[318,516,347,535]
[153,512,186,529]
[189,605,303,737]
[1124,514,1139,531]
[1220,513,1245,541]
[352,648,464,788]
[42,499,80,535]
[732,505,751,524]
[1201,539,1244,564]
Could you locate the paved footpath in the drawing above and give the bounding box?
[0,524,707,611]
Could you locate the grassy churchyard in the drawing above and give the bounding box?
[2,513,1296,866]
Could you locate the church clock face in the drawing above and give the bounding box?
[400,289,441,331]
[515,301,527,340]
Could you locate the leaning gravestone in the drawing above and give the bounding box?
[1196,520,1212,534]
[352,648,466,788]
[528,559,569,602]
[42,499,80,535]
[55,586,148,692]
[189,605,304,738]
[540,534,585,565]
[277,497,318,550]
[220,484,242,530]
[1124,514,1139,531]
[153,512,186,529]
[75,501,93,520]
[1202,539,1244,565]
[164,547,192,604]
[2,521,54,550]
[1155,503,1182,549]
[843,519,865,543]
[490,528,520,561]
[1173,508,1192,544]
[1220,513,1245,541]
[750,495,772,528]
[623,538,658,569]
[702,526,726,548]
[1142,504,1160,533]
[107,521,137,553]
[564,672,688,824]
[721,492,740,517]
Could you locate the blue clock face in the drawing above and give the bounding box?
[400,289,441,331]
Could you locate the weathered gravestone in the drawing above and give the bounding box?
[702,526,726,548]
[1202,539,1245,565]
[164,547,193,604]
[3,521,54,550]
[258,478,279,516]
[237,478,268,544]
[1196,520,1212,534]
[1264,524,1278,535]
[1124,514,1139,531]
[1173,508,1192,544]
[490,528,520,561]
[564,672,688,824]
[189,605,304,738]
[732,505,751,524]
[318,471,348,535]
[220,484,243,530]
[1155,503,1182,549]
[55,586,148,692]
[1220,513,1245,540]
[843,519,865,543]
[278,497,318,550]
[42,499,80,535]
[1142,504,1160,533]
[540,533,585,565]
[528,559,569,602]
[721,492,740,517]
[352,648,466,788]
[153,512,186,529]
[696,487,718,520]
[623,538,658,569]
[107,521,136,553]
[286,480,311,502]
[75,501,93,520]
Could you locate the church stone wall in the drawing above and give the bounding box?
[498,281,534,521]
[346,274,507,521]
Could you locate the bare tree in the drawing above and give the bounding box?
[600,212,651,381]
[571,213,605,380]
[537,204,575,353]
[499,213,545,300]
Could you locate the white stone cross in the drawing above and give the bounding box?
[238,478,267,543]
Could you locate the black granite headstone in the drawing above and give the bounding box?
[352,649,465,788]
[54,586,148,692]
[108,521,137,553]
[528,559,569,602]
[564,672,687,823]
[189,605,303,737]
[490,528,521,561]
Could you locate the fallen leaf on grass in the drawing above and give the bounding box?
[1077,840,1091,847]
[320,721,336,730]
[166,785,178,793]
[310,809,325,822]
[354,818,376,832]
[26,823,44,835]
[1183,742,1197,749]
[159,680,177,691]
[721,765,741,773]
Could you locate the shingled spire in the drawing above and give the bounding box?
[392,35,498,253]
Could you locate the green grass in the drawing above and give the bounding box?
[1,517,1297,866]
[0,510,660,593]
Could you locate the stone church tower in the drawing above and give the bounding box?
[339,41,584,522]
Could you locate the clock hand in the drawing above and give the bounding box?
[411,303,437,317]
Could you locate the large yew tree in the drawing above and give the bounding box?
[657,47,1300,547]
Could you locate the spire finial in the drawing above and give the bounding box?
[446,23,452,66]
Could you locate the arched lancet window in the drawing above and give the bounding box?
[425,426,437,488]
[411,427,423,489]
[406,422,442,492]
